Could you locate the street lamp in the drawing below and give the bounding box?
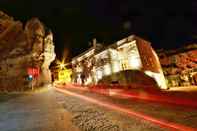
[60,63,65,69]
[56,59,66,69]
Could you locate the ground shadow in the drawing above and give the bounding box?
[0,93,23,103]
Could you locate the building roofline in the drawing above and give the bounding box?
[72,47,94,60]
[71,34,147,63]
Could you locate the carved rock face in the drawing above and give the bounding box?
[0,11,55,91]
[25,18,45,55]
[0,11,13,20]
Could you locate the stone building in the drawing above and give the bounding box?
[158,44,197,87]
[71,39,103,85]
[0,11,55,91]
[71,35,167,89]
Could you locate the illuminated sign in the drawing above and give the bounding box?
[27,67,40,77]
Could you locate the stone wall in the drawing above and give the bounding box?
[0,11,55,91]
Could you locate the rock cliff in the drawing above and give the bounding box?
[0,11,55,91]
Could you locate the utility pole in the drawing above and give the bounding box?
[31,75,34,91]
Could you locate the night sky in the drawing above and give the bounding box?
[0,0,194,60]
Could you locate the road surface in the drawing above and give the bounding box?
[56,85,197,131]
[1,85,197,131]
[0,87,79,131]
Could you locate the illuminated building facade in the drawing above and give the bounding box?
[71,35,167,89]
[71,39,103,85]
[58,68,72,83]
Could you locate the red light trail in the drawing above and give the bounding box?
[55,87,196,131]
[57,84,197,108]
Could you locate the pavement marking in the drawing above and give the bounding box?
[55,87,197,131]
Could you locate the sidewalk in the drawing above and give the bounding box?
[0,87,79,131]
[169,86,197,92]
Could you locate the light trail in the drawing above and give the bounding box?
[57,84,197,108]
[55,87,196,131]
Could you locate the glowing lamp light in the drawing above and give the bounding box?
[27,75,33,81]
[29,75,33,78]
[60,63,65,69]
[56,59,68,70]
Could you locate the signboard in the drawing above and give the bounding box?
[27,67,40,77]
